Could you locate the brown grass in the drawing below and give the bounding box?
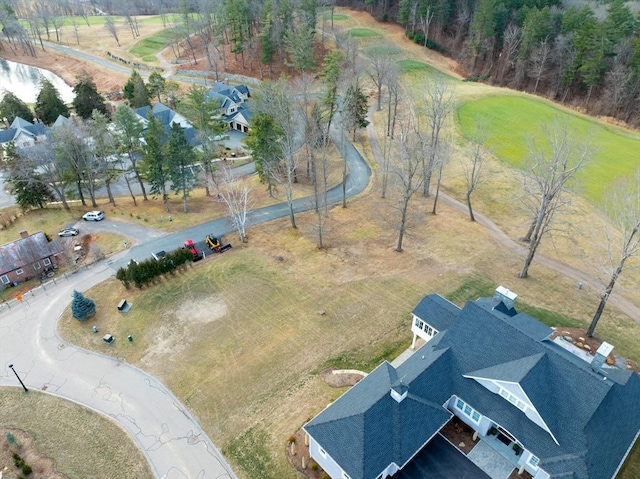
[0,389,153,479]
[3,7,639,479]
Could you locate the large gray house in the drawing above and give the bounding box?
[304,288,640,479]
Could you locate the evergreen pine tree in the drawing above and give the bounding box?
[71,290,96,321]
[72,74,108,119]
[35,79,70,125]
[0,92,34,124]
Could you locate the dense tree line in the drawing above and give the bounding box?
[351,0,640,125]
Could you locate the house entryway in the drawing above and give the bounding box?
[466,441,515,479]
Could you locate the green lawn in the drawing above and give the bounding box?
[457,95,640,205]
[396,59,435,72]
[323,13,349,20]
[129,27,181,59]
[365,45,402,56]
[348,28,380,38]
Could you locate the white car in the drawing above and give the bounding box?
[58,227,79,237]
[82,211,105,221]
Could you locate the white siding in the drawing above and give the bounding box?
[411,315,438,343]
[308,436,348,479]
[474,378,499,393]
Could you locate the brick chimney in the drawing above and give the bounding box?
[20,230,29,239]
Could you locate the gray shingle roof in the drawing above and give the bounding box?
[0,117,46,145]
[411,294,460,332]
[0,232,63,275]
[304,355,452,479]
[305,296,640,479]
[466,352,546,383]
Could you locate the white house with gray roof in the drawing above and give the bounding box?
[304,288,640,479]
[205,81,251,133]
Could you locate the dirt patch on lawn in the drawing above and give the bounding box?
[140,295,227,367]
[320,367,366,388]
[0,428,66,479]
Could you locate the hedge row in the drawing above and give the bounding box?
[116,249,194,288]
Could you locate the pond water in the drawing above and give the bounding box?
[0,59,75,104]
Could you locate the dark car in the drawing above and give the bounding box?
[152,250,166,261]
[58,227,79,237]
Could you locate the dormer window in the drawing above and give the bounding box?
[499,387,527,412]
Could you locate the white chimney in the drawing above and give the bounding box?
[390,383,408,403]
[494,286,517,310]
[591,342,614,372]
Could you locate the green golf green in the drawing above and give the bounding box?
[457,96,640,205]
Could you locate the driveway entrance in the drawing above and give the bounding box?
[393,434,491,479]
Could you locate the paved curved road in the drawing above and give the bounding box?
[0,262,235,479]
[0,104,370,478]
[1,41,636,479]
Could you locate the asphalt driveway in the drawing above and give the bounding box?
[393,435,491,479]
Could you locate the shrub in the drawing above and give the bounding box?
[22,464,32,475]
[288,435,296,444]
[310,462,319,471]
[5,431,17,445]
[71,290,96,320]
[463,74,490,83]
[13,452,24,467]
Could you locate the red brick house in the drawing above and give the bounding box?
[0,231,63,286]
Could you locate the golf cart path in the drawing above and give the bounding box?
[365,113,640,323]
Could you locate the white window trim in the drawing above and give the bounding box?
[499,387,527,412]
[318,447,326,458]
[527,454,540,470]
[43,258,51,266]
[1,275,9,284]
[16,269,24,276]
[33,263,41,270]
[455,397,481,425]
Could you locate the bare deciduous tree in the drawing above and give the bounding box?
[210,166,253,243]
[518,119,590,278]
[431,136,451,215]
[104,17,120,46]
[530,38,550,95]
[587,173,640,336]
[254,80,299,229]
[498,24,521,84]
[422,74,455,197]
[386,64,401,139]
[367,52,393,111]
[462,128,487,222]
[15,139,71,209]
[393,120,425,252]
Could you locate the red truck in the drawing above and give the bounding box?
[183,239,203,261]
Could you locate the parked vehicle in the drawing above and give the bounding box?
[151,250,166,261]
[82,211,105,221]
[183,240,203,261]
[205,234,232,253]
[58,227,79,237]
